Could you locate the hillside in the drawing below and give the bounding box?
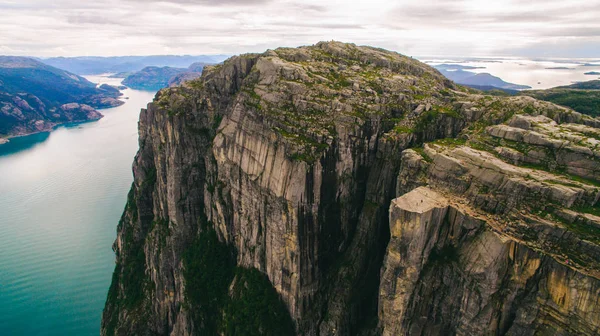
[0,56,123,139]
[122,66,187,91]
[122,62,209,91]
[102,42,600,336]
[522,80,600,117]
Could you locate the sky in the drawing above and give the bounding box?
[0,0,598,58]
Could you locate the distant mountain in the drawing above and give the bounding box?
[122,66,187,91]
[167,62,207,87]
[41,55,228,75]
[433,64,486,70]
[521,80,600,117]
[460,73,531,90]
[584,71,600,75]
[108,72,135,79]
[0,56,123,140]
[122,62,208,91]
[435,66,531,90]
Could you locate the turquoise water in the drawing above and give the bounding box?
[0,77,155,336]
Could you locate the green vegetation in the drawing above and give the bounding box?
[183,226,236,334]
[104,215,152,336]
[412,147,433,162]
[182,220,295,335]
[562,217,600,245]
[414,106,462,132]
[223,268,296,336]
[523,89,600,117]
[430,137,467,147]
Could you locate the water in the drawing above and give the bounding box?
[0,76,155,336]
[424,57,600,90]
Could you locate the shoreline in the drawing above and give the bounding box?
[1,77,128,146]
[0,115,105,146]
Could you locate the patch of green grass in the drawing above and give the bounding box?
[430,137,467,147]
[392,125,414,134]
[413,147,433,162]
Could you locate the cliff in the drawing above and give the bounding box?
[102,42,600,336]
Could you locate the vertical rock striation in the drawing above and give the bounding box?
[102,42,600,336]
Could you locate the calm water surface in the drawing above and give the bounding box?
[0,76,155,335]
[425,57,600,89]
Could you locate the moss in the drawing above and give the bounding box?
[431,137,467,147]
[392,125,414,134]
[413,147,433,162]
[571,204,600,218]
[414,109,440,132]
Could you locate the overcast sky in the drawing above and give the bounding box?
[0,0,598,58]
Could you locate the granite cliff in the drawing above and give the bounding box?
[102,42,600,336]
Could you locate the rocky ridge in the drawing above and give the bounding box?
[102,42,600,336]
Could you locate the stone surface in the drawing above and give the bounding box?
[101,42,600,336]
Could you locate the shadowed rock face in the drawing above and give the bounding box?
[101,41,600,336]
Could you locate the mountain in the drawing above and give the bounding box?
[436,67,531,90]
[122,66,187,91]
[167,62,207,87]
[42,55,228,75]
[0,56,123,140]
[522,80,600,117]
[434,63,486,70]
[102,42,600,336]
[121,62,208,91]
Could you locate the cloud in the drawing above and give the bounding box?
[123,0,272,6]
[0,0,598,57]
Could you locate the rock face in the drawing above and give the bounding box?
[102,42,600,336]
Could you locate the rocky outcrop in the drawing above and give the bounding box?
[102,42,600,336]
[0,91,104,139]
[380,187,600,335]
